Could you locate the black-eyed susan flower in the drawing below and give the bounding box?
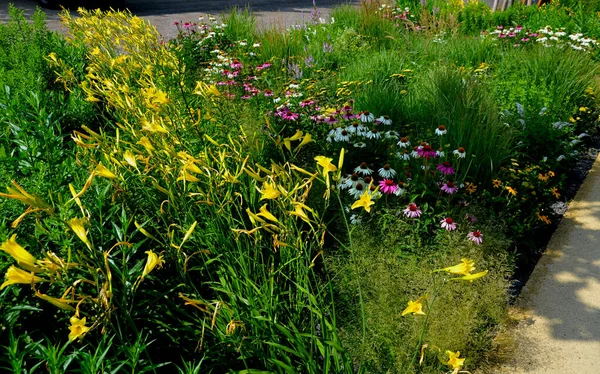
[505,186,517,196]
[492,179,502,188]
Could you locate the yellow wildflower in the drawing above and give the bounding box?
[259,181,281,200]
[451,270,489,282]
[35,291,76,311]
[492,179,502,188]
[446,350,465,373]
[548,171,555,177]
[538,173,549,182]
[142,250,165,278]
[95,162,117,179]
[1,234,42,273]
[505,186,517,196]
[351,190,375,213]
[0,180,51,210]
[123,150,137,168]
[537,212,552,225]
[0,266,44,289]
[68,316,90,341]
[401,296,426,316]
[297,133,315,149]
[465,182,477,194]
[67,217,92,249]
[257,204,279,223]
[289,203,312,223]
[435,258,475,276]
[137,137,155,153]
[314,156,337,175]
[551,187,560,199]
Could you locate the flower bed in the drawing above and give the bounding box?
[0,1,599,373]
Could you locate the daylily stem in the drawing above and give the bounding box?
[336,192,367,347]
[405,277,444,374]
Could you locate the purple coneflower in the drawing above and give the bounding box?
[379,179,398,195]
[417,144,437,159]
[467,230,483,245]
[403,203,422,218]
[325,115,338,124]
[436,162,455,176]
[441,181,459,194]
[264,90,274,97]
[440,217,457,231]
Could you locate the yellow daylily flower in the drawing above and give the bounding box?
[259,181,281,200]
[0,180,51,210]
[297,132,315,149]
[314,156,337,175]
[142,250,165,278]
[123,150,137,168]
[246,207,265,225]
[446,350,465,373]
[257,204,279,223]
[401,296,426,316]
[351,191,375,213]
[0,266,44,289]
[137,136,155,153]
[67,217,92,249]
[1,234,42,273]
[434,258,475,276]
[95,162,118,179]
[289,203,312,223]
[286,130,304,141]
[35,291,76,311]
[451,270,489,282]
[68,316,90,341]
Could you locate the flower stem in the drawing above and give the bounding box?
[336,192,367,346]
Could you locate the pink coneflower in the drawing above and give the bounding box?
[467,230,483,245]
[436,162,455,176]
[281,111,299,121]
[342,111,354,120]
[256,62,272,71]
[417,144,437,159]
[440,217,457,231]
[325,116,338,124]
[403,203,422,218]
[300,99,315,107]
[378,179,398,194]
[241,95,251,100]
[441,181,459,194]
[264,90,274,97]
[231,60,243,69]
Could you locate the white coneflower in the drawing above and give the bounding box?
[394,182,406,196]
[365,128,381,140]
[397,150,411,161]
[378,164,396,179]
[411,146,420,158]
[376,115,392,125]
[349,214,363,225]
[436,148,445,158]
[353,142,367,148]
[335,129,351,142]
[360,110,375,123]
[288,83,300,89]
[397,137,410,148]
[435,125,447,136]
[354,162,374,176]
[453,147,466,158]
[341,173,361,190]
[385,130,399,140]
[349,181,366,199]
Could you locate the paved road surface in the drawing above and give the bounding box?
[1,0,356,39]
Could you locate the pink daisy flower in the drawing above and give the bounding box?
[403,203,422,218]
[467,230,483,245]
[440,217,457,231]
[417,144,437,159]
[378,179,398,195]
[436,162,455,176]
[441,181,459,194]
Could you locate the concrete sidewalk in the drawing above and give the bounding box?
[493,154,600,373]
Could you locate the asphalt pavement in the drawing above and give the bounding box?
[1,0,356,39]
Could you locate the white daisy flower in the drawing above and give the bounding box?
[397,137,410,148]
[360,111,375,123]
[376,115,392,125]
[354,162,374,176]
[378,164,396,179]
[353,142,367,148]
[365,129,381,140]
